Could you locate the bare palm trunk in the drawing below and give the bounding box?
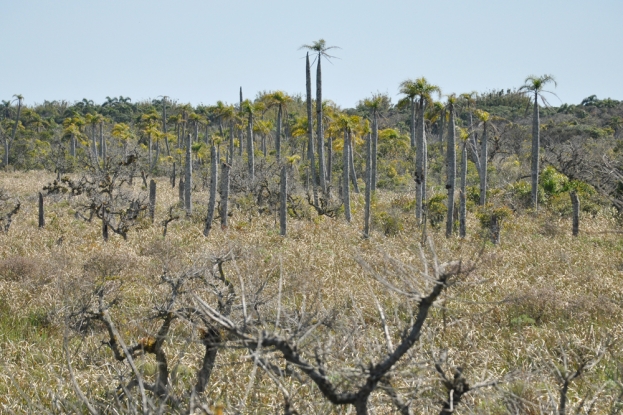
[410,99,416,148]
[327,135,333,185]
[371,112,378,192]
[415,100,426,221]
[316,56,327,194]
[349,131,359,193]
[162,97,170,156]
[446,106,456,238]
[276,105,282,161]
[306,53,318,205]
[229,120,234,164]
[185,133,192,215]
[70,134,76,158]
[247,113,254,181]
[220,162,230,229]
[479,121,488,205]
[364,130,372,238]
[459,141,467,238]
[204,144,218,237]
[531,92,540,211]
[280,165,287,236]
[343,128,351,222]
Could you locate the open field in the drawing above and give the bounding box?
[1,170,622,414]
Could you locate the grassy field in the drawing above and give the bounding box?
[1,170,622,414]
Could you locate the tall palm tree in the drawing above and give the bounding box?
[445,94,457,238]
[475,109,491,205]
[269,91,293,161]
[242,99,263,180]
[398,81,418,149]
[520,74,557,211]
[300,39,339,195]
[362,94,384,192]
[400,78,441,221]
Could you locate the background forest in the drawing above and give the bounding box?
[1,60,623,414]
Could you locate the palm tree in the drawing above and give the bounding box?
[475,109,491,205]
[303,52,317,196]
[242,99,263,180]
[362,94,384,192]
[269,91,293,161]
[300,39,340,194]
[398,80,418,149]
[520,74,557,211]
[400,78,441,222]
[445,94,457,238]
[458,127,469,238]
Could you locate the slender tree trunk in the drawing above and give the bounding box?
[91,124,98,162]
[70,134,76,158]
[204,144,218,237]
[343,128,351,222]
[171,162,176,188]
[459,141,467,238]
[149,179,156,223]
[179,176,184,204]
[220,162,230,229]
[410,99,416,148]
[280,165,287,236]
[415,99,426,221]
[306,52,318,205]
[276,105,282,161]
[439,109,445,145]
[364,130,372,238]
[371,112,378,192]
[185,134,192,215]
[99,122,104,158]
[349,131,359,193]
[531,92,540,211]
[229,120,234,164]
[446,106,456,238]
[38,192,44,228]
[162,98,170,156]
[480,122,488,205]
[148,132,153,168]
[316,56,327,194]
[327,135,333,185]
[247,113,255,181]
[5,98,22,167]
[239,87,244,157]
[571,191,580,236]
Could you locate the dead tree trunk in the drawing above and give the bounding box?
[490,214,500,245]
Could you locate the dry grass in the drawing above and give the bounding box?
[1,170,622,413]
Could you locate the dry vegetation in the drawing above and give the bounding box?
[1,170,623,414]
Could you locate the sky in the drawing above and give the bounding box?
[1,0,622,109]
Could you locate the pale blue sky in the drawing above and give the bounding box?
[2,0,621,108]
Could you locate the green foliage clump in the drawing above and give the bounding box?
[372,210,403,236]
[475,204,513,229]
[426,193,447,228]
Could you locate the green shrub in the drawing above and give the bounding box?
[372,210,403,236]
